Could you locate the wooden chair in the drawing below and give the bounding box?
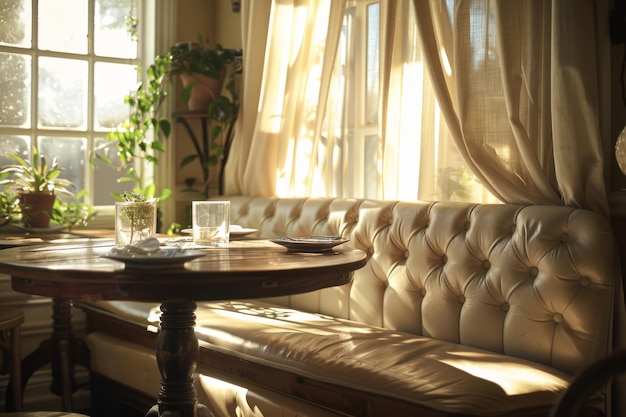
[550,348,626,417]
[0,307,24,412]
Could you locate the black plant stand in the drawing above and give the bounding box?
[173,110,236,197]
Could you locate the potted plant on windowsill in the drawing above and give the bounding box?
[169,36,240,112]
[0,147,76,228]
[0,190,19,227]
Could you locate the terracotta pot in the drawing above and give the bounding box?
[19,192,56,228]
[179,71,225,112]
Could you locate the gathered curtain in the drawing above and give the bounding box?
[412,0,611,216]
[225,0,611,216]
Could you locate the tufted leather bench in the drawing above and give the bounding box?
[77,197,619,417]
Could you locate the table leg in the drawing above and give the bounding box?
[5,297,90,411]
[145,300,214,417]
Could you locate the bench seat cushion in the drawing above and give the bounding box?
[83,299,589,416]
[85,333,347,417]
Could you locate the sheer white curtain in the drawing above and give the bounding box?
[380,1,498,202]
[224,0,345,197]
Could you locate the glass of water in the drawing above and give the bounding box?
[192,201,230,247]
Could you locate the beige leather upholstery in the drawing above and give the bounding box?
[86,332,345,417]
[82,197,617,416]
[226,197,615,374]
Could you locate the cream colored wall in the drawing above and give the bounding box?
[213,0,243,48]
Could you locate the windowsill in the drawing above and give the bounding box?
[78,205,115,230]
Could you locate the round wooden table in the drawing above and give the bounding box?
[0,240,367,417]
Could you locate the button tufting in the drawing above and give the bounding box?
[560,233,568,243]
[501,302,510,312]
[553,313,563,323]
[530,266,539,277]
[482,260,491,269]
[465,222,471,231]
[509,224,516,234]
[441,255,448,264]
[420,288,426,297]
[458,295,465,303]
[404,250,410,258]
[580,276,591,287]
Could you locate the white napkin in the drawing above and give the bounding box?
[108,237,163,256]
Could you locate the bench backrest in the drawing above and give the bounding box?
[223,196,616,375]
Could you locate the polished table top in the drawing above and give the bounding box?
[0,239,368,302]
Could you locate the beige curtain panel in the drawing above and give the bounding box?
[413,0,611,215]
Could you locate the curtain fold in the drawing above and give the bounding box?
[412,0,611,216]
[223,0,270,195]
[224,0,345,197]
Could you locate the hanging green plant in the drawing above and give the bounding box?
[91,52,172,201]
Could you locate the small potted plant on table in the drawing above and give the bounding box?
[114,191,157,246]
[0,147,75,228]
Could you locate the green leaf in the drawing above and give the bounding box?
[159,119,171,138]
[94,153,112,164]
[210,125,223,141]
[180,154,198,167]
[159,187,173,201]
[182,82,196,103]
[143,183,156,198]
[151,142,165,152]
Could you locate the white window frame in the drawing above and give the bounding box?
[342,0,379,199]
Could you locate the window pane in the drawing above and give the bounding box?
[95,0,137,59]
[94,62,137,130]
[93,137,128,205]
[38,57,87,129]
[38,0,87,54]
[38,136,86,193]
[0,53,31,127]
[0,135,30,167]
[0,0,32,47]
[364,133,377,198]
[365,3,379,124]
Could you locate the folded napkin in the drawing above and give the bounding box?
[108,237,164,256]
